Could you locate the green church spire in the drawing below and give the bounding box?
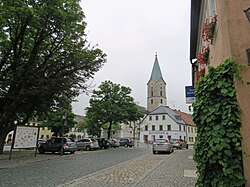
[150,53,163,81]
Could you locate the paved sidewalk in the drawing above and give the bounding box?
[0,146,83,169]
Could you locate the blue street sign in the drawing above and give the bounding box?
[185,86,195,104]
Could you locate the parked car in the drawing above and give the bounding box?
[109,139,120,148]
[152,139,174,154]
[119,138,134,147]
[170,139,188,149]
[97,138,110,149]
[76,138,99,151]
[38,137,77,155]
[37,139,47,148]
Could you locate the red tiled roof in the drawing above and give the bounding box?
[174,110,195,126]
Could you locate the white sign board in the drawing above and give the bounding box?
[13,126,39,149]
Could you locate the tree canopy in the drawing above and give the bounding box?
[0,0,106,154]
[85,80,144,139]
[41,108,76,137]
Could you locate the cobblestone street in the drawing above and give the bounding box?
[58,149,196,187]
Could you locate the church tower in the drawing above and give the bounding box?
[147,54,167,112]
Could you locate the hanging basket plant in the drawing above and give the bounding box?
[197,46,210,65]
[202,15,217,43]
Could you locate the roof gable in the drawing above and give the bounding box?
[174,110,195,126]
[149,106,186,125]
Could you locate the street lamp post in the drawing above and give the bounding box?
[61,114,67,156]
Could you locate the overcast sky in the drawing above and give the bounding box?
[72,0,192,115]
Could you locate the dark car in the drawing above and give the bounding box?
[37,139,47,148]
[38,137,77,155]
[97,138,110,149]
[119,138,134,147]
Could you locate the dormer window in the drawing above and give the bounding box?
[175,115,181,120]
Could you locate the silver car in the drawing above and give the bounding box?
[152,139,174,154]
[76,138,99,151]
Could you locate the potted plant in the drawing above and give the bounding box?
[197,46,210,65]
[202,15,217,43]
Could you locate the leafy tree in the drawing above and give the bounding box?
[0,0,106,153]
[42,108,76,137]
[85,80,143,139]
[76,118,88,132]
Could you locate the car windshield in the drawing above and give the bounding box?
[155,139,168,143]
[91,139,96,142]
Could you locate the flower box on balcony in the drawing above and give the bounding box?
[197,46,210,65]
[202,15,217,43]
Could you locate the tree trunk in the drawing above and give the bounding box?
[107,121,112,139]
[0,128,11,154]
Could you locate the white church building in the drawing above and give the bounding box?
[139,54,187,143]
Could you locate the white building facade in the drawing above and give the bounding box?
[140,106,187,143]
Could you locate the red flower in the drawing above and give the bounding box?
[202,15,217,42]
[197,46,210,65]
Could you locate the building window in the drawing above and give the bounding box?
[149,116,152,121]
[152,125,155,131]
[162,115,165,120]
[41,135,44,139]
[159,125,163,131]
[159,135,163,139]
[151,91,153,96]
[156,116,158,120]
[183,126,186,132]
[151,99,153,104]
[145,125,148,131]
[188,127,190,133]
[160,91,162,96]
[191,127,194,133]
[179,125,182,131]
[160,99,163,104]
[179,136,182,140]
[167,125,171,131]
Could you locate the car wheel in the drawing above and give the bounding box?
[86,146,91,151]
[168,147,173,154]
[52,151,55,154]
[38,147,45,154]
[70,151,75,154]
[59,147,64,155]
